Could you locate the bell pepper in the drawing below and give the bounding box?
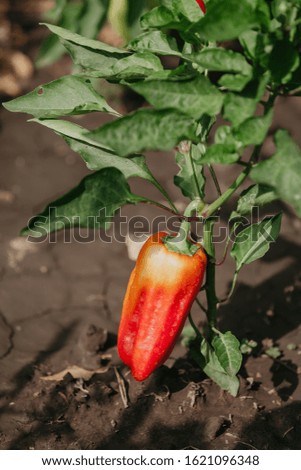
[118,231,207,381]
[196,0,206,14]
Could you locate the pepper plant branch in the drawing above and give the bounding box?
[188,312,203,340]
[137,197,180,216]
[189,144,204,200]
[202,166,250,218]
[196,297,208,314]
[208,164,222,196]
[151,177,179,213]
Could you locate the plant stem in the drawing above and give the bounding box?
[203,219,219,336]
[151,178,179,214]
[188,312,203,340]
[164,199,205,254]
[196,297,208,314]
[188,145,203,199]
[208,164,222,196]
[138,197,179,216]
[203,166,251,218]
[203,91,276,219]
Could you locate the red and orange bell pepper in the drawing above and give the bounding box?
[118,232,207,381]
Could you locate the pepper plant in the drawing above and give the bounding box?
[4,0,301,396]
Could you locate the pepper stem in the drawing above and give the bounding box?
[163,199,205,256]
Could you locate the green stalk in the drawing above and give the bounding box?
[151,177,179,214]
[137,196,179,216]
[164,199,205,255]
[203,218,218,337]
[203,166,251,218]
[188,145,203,200]
[188,312,203,340]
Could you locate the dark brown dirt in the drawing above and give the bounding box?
[0,4,301,451]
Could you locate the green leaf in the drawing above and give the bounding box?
[190,0,258,41]
[219,74,253,92]
[201,144,239,164]
[36,1,83,68]
[62,40,118,74]
[223,94,257,128]
[251,130,301,217]
[65,138,154,181]
[128,30,180,56]
[32,118,155,181]
[231,184,278,219]
[79,0,109,39]
[21,168,142,237]
[127,76,224,119]
[240,339,258,355]
[140,6,181,30]
[188,48,252,75]
[174,147,205,199]
[145,65,194,82]
[265,346,281,359]
[31,118,112,150]
[231,213,282,272]
[108,52,163,80]
[223,77,270,127]
[200,339,240,397]
[268,39,300,85]
[42,23,129,55]
[239,30,263,61]
[3,76,117,118]
[174,0,204,22]
[87,109,197,156]
[212,331,243,377]
[234,110,273,147]
[77,51,164,80]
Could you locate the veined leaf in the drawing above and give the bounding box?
[174,147,205,199]
[73,51,164,80]
[230,184,278,220]
[218,74,253,92]
[234,110,273,147]
[174,0,205,22]
[223,76,270,127]
[42,23,129,55]
[251,130,301,217]
[201,144,239,164]
[187,48,252,76]
[21,168,142,237]
[107,52,163,80]
[127,76,224,119]
[128,30,180,56]
[62,40,118,73]
[190,0,258,41]
[3,76,117,118]
[33,119,155,182]
[212,331,243,377]
[200,339,240,397]
[87,109,197,156]
[140,6,182,30]
[231,213,282,272]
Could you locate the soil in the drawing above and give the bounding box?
[0,4,301,451]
